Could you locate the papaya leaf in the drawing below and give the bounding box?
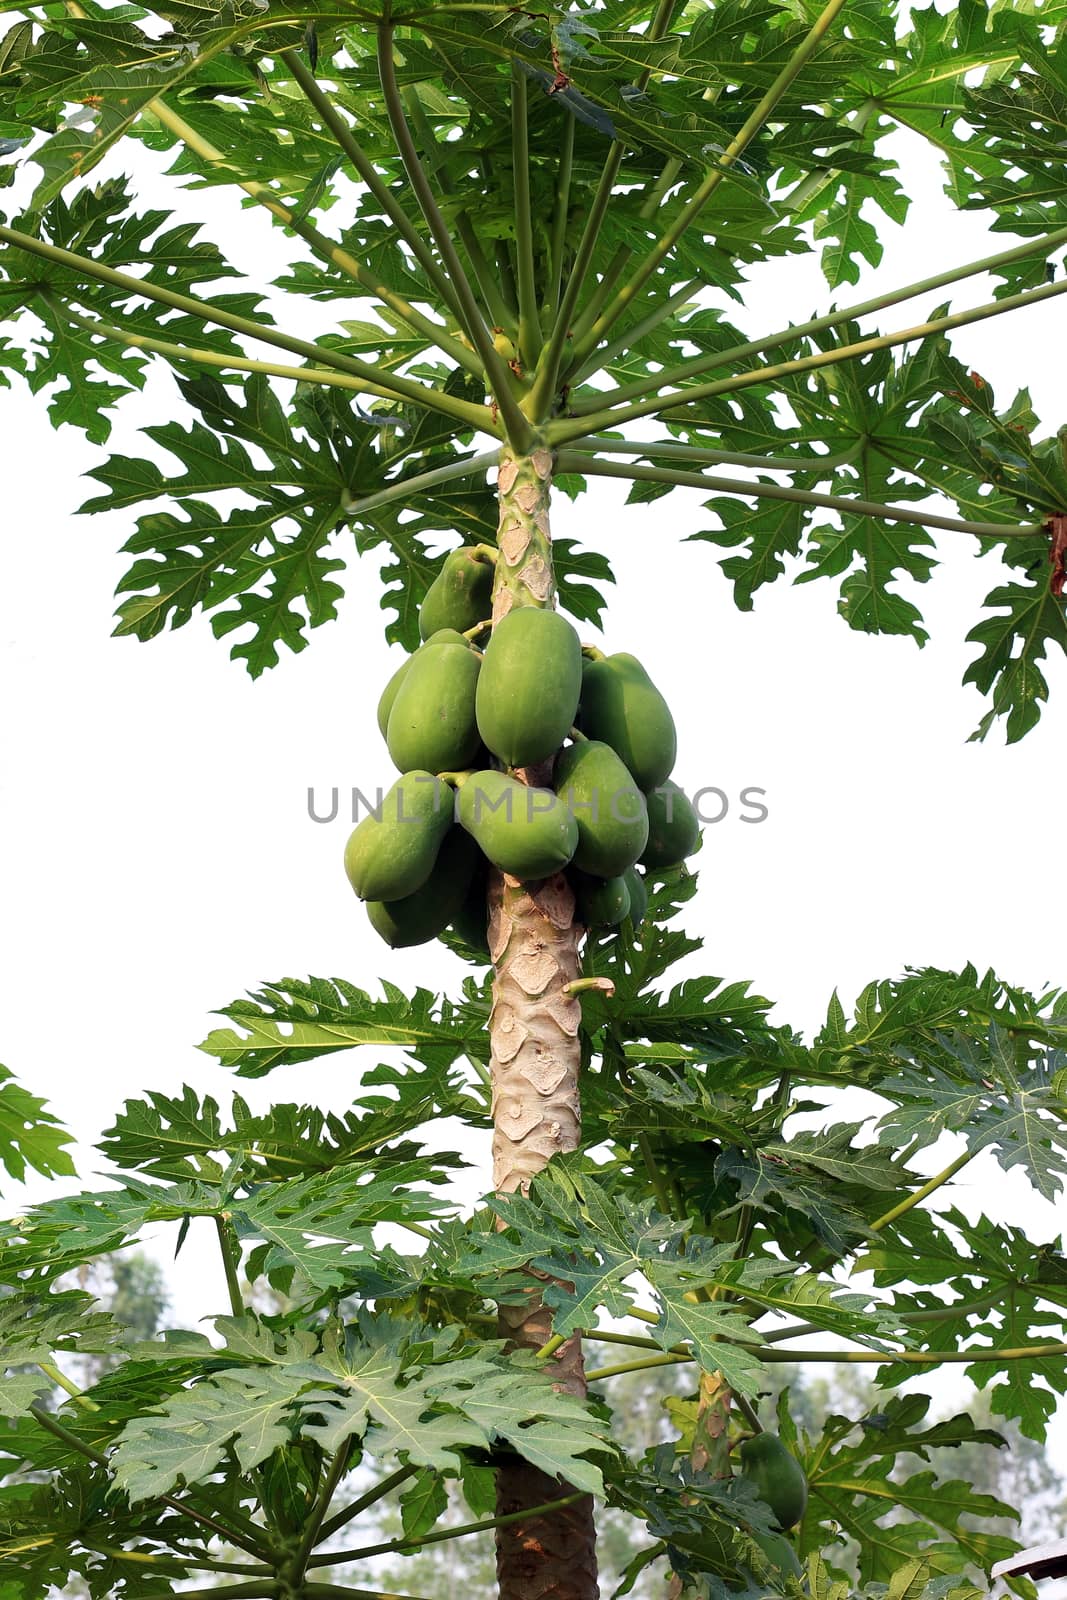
[876,1029,1067,1203]
[860,1211,1067,1438]
[0,1066,75,1183]
[199,977,483,1077]
[792,1391,1020,1583]
[99,1084,470,1183]
[400,1467,448,1542]
[111,1324,611,1503]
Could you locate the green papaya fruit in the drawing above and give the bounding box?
[449,867,491,961]
[475,607,582,768]
[555,739,649,876]
[419,547,495,640]
[578,653,677,790]
[457,770,578,880]
[750,1527,803,1580]
[622,865,648,928]
[376,629,468,739]
[386,641,482,774]
[739,1435,808,1531]
[641,780,700,872]
[572,869,631,927]
[366,829,479,948]
[344,772,453,901]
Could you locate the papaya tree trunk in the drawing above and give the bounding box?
[488,444,599,1600]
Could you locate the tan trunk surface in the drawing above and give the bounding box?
[488,444,599,1600]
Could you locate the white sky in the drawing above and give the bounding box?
[1,109,1066,1471]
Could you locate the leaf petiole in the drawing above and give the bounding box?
[555,453,1046,539]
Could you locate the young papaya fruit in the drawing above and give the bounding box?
[622,865,648,928]
[448,865,491,961]
[578,653,677,790]
[386,640,482,774]
[738,1434,808,1531]
[419,547,495,640]
[457,769,578,880]
[555,738,649,877]
[475,607,582,768]
[641,780,700,872]
[366,829,479,948]
[376,630,468,740]
[749,1527,803,1579]
[344,772,452,902]
[571,869,631,928]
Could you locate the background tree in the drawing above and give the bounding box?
[2,3,1067,1600]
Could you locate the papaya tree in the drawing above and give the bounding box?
[3,2,1067,1599]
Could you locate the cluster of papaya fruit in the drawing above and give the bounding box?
[344,544,700,953]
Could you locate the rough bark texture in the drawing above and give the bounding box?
[490,442,599,1600]
[667,1372,733,1600]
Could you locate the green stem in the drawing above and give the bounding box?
[755,1342,1067,1365]
[566,154,686,364]
[455,214,517,334]
[588,1329,690,1355]
[28,1404,108,1467]
[569,0,850,368]
[640,156,684,221]
[494,237,521,319]
[376,26,533,450]
[527,145,625,419]
[38,1359,98,1409]
[576,436,863,475]
[564,259,1067,433]
[341,450,498,517]
[511,63,540,370]
[0,228,494,432]
[567,277,701,387]
[544,112,575,323]
[465,1050,493,1088]
[291,1443,352,1577]
[566,248,632,346]
[215,1215,244,1318]
[588,1338,1067,1378]
[755,1320,822,1345]
[526,0,679,414]
[147,94,481,380]
[638,1132,675,1216]
[733,1393,763,1434]
[49,301,449,416]
[305,1588,437,1600]
[84,1545,265,1576]
[555,453,1046,539]
[310,1492,584,1567]
[282,48,467,332]
[156,1589,274,1600]
[870,1148,977,1233]
[730,1205,755,1268]
[755,1293,999,1341]
[671,1289,1006,1350]
[585,1354,691,1381]
[536,1332,568,1361]
[594,1290,1009,1357]
[401,86,515,335]
[317,1465,419,1544]
[395,1217,436,1241]
[900,1294,1000,1323]
[775,94,880,220]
